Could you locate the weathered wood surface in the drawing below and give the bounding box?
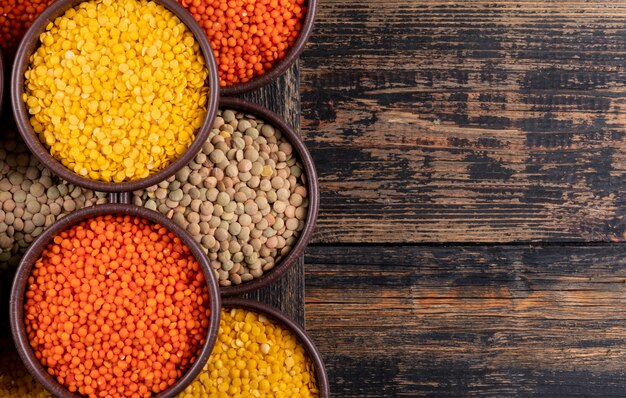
[305,245,626,397]
[301,0,626,244]
[238,64,305,326]
[301,1,626,395]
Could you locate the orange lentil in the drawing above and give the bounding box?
[0,0,57,56]
[24,215,211,398]
[178,0,307,86]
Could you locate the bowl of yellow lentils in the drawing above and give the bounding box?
[11,0,220,193]
[180,298,330,398]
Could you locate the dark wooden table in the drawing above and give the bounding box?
[4,0,626,397]
[300,1,626,396]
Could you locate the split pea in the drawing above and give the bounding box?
[179,307,319,397]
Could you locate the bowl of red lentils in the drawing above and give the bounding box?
[132,97,319,295]
[177,0,317,94]
[11,0,220,193]
[180,298,330,397]
[10,203,221,398]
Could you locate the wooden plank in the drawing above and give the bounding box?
[305,244,626,397]
[301,0,626,244]
[238,63,305,326]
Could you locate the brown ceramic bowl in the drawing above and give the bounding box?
[222,298,330,397]
[219,0,318,95]
[9,203,222,398]
[11,0,220,193]
[218,98,319,296]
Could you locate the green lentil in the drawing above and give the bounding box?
[222,110,236,123]
[172,212,187,227]
[46,186,60,200]
[26,200,41,214]
[145,199,157,211]
[169,189,184,202]
[29,182,44,197]
[8,172,23,186]
[13,190,27,204]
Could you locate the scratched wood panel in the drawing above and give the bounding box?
[301,1,626,243]
[305,244,626,396]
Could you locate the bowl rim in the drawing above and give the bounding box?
[0,48,4,120]
[11,0,220,193]
[9,203,222,398]
[217,97,319,296]
[219,0,318,95]
[221,297,330,397]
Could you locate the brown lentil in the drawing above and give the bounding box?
[0,128,107,268]
[134,109,309,286]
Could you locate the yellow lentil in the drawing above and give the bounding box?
[24,0,209,183]
[0,342,51,397]
[179,307,319,398]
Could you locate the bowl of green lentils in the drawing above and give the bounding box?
[132,97,319,295]
[11,0,220,193]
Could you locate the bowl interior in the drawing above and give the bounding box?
[10,204,221,398]
[217,98,319,296]
[221,298,330,397]
[219,0,318,95]
[11,0,220,193]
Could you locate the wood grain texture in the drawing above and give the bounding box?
[301,0,626,244]
[305,244,626,397]
[236,64,306,326]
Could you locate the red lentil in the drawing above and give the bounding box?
[179,0,307,87]
[0,0,57,56]
[23,214,211,398]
